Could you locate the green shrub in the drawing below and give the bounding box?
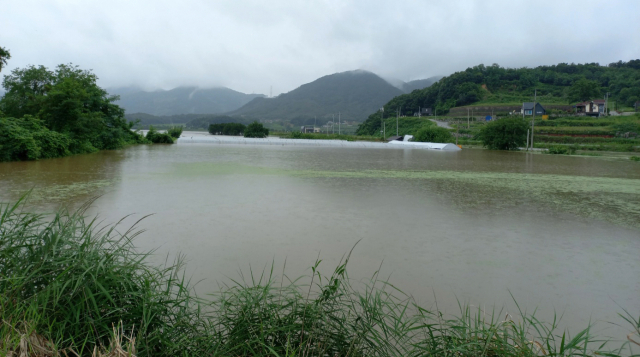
[208,123,246,135]
[167,126,183,139]
[146,126,174,144]
[0,198,215,356]
[476,117,529,150]
[0,116,71,161]
[413,126,453,143]
[244,121,269,138]
[631,156,640,161]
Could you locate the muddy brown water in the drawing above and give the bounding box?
[1,134,639,345]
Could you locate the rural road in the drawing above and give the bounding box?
[429,119,452,129]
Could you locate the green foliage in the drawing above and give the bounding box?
[145,126,174,144]
[630,156,640,161]
[0,198,215,356]
[0,46,10,72]
[476,117,529,150]
[0,63,143,160]
[185,115,253,130]
[413,126,454,143]
[208,122,246,135]
[167,126,183,138]
[568,78,602,102]
[244,121,269,138]
[0,116,70,162]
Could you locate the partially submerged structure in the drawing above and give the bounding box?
[178,134,461,151]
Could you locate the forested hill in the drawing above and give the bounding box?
[111,86,265,116]
[228,70,404,123]
[357,60,640,135]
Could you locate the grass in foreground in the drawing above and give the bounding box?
[1,197,638,356]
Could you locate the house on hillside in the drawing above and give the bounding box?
[301,126,320,133]
[575,99,605,116]
[521,102,546,116]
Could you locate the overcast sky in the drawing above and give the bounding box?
[2,0,639,95]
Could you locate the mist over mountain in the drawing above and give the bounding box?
[110,86,265,116]
[401,76,443,93]
[229,70,404,122]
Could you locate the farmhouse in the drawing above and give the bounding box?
[575,99,605,117]
[521,102,546,116]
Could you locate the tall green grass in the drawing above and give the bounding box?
[1,197,638,356]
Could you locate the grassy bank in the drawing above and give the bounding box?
[1,198,638,356]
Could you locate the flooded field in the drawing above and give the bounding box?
[1,135,639,343]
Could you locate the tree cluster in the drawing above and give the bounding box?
[475,118,529,150]
[0,61,145,161]
[412,126,454,143]
[243,121,269,138]
[208,122,246,135]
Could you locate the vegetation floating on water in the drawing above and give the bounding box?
[1,197,638,356]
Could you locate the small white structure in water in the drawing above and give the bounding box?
[177,134,461,151]
[386,135,461,151]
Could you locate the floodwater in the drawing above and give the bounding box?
[1,132,639,344]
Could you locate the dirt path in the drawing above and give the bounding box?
[429,119,452,129]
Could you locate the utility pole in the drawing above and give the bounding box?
[338,112,341,135]
[531,89,536,150]
[467,108,470,129]
[314,116,316,132]
[332,114,335,134]
[380,107,384,138]
[396,108,399,136]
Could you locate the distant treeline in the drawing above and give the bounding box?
[209,123,246,135]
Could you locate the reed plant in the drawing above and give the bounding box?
[1,196,638,356]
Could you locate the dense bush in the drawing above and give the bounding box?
[0,116,70,162]
[208,122,246,135]
[244,121,269,138]
[476,117,529,150]
[146,126,174,144]
[0,64,144,161]
[413,126,454,143]
[167,126,183,138]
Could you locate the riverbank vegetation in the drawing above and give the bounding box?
[1,198,638,356]
[0,61,146,161]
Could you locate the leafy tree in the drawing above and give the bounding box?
[0,46,10,72]
[146,126,174,144]
[413,126,454,143]
[167,126,183,139]
[0,116,70,161]
[209,122,246,135]
[475,118,528,150]
[568,78,601,102]
[0,63,143,157]
[244,121,269,138]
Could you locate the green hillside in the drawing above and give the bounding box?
[229,70,404,124]
[357,60,640,135]
[112,86,264,116]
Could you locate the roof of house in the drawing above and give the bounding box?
[523,102,544,110]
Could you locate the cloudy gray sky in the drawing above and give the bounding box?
[2,0,639,95]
